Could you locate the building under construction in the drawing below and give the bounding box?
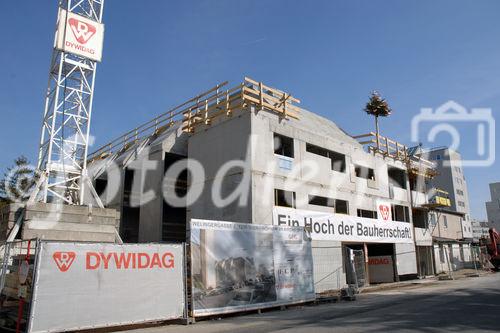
[84,77,448,292]
[0,2,484,331]
[0,1,477,298]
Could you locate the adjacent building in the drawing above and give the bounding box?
[486,182,500,230]
[424,147,473,239]
[409,147,476,274]
[429,209,473,273]
[471,219,491,243]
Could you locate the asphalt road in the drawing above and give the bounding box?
[129,273,500,333]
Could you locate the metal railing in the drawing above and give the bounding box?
[353,132,436,174]
[88,77,302,164]
[87,81,229,162]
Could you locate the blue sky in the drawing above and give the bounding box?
[0,0,499,219]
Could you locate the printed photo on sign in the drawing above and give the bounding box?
[191,226,277,311]
[190,220,315,316]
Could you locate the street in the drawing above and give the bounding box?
[129,274,500,333]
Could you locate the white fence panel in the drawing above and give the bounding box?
[28,242,185,333]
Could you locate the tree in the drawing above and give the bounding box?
[363,91,392,150]
[0,156,38,207]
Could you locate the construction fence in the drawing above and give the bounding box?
[0,221,317,333]
[0,239,38,332]
[1,241,187,333]
[433,243,489,274]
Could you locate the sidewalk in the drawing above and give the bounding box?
[437,268,491,279]
[360,277,438,294]
[360,268,492,294]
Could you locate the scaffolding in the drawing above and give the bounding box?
[423,189,452,209]
[354,131,442,280]
[353,132,437,179]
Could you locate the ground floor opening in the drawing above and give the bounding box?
[416,246,435,277]
[343,242,397,288]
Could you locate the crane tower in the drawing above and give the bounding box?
[36,0,105,205]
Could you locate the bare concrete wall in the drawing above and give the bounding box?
[0,203,120,242]
[187,109,253,224]
[137,148,164,242]
[87,125,189,243]
[249,108,412,225]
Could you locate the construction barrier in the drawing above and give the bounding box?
[1,219,318,331]
[27,242,187,333]
[0,239,38,332]
[190,219,316,316]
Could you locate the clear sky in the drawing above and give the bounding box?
[1,0,499,220]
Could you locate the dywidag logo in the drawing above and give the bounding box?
[69,18,96,44]
[53,252,76,272]
[379,205,390,221]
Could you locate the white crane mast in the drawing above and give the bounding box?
[37,0,105,205]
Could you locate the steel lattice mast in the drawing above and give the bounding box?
[37,0,104,205]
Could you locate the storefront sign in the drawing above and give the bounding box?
[273,207,413,244]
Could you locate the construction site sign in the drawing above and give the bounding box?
[190,219,315,316]
[274,207,414,244]
[27,242,185,333]
[55,9,104,62]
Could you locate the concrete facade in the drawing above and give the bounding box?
[185,105,419,291]
[486,182,500,230]
[90,104,421,291]
[87,82,434,292]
